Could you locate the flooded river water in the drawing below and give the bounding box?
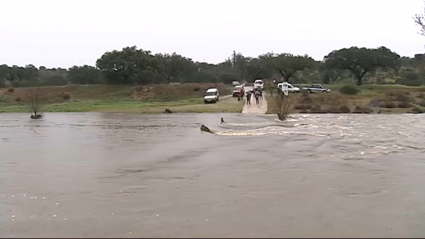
[1,112,425,237]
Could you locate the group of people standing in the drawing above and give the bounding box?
[245,88,263,105]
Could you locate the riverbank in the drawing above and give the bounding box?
[1,83,425,114]
[0,83,244,114]
[266,84,425,114]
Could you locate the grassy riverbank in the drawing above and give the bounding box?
[266,84,425,114]
[0,83,244,113]
[1,83,425,114]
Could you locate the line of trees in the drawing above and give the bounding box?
[1,46,425,88]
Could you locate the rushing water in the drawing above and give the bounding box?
[1,112,425,237]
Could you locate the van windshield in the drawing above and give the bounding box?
[205,91,217,96]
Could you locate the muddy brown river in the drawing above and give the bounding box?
[1,112,425,238]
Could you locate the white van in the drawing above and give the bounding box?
[203,88,220,104]
[277,82,300,93]
[254,79,264,89]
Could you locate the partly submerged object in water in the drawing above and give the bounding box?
[200,124,214,134]
[30,114,43,119]
[221,117,225,124]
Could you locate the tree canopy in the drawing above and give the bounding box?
[323,46,401,85]
[266,53,315,82]
[0,45,421,88]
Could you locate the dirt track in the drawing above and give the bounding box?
[242,86,268,114]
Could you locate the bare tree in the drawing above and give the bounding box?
[414,2,425,36]
[274,91,293,121]
[28,88,43,119]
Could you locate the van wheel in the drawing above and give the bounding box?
[308,90,312,94]
[204,101,208,104]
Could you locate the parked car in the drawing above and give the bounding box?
[254,79,264,89]
[232,81,240,86]
[232,85,244,97]
[303,84,331,93]
[204,88,220,104]
[277,82,300,93]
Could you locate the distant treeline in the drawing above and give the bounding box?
[1,46,425,87]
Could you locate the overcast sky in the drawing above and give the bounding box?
[1,0,424,68]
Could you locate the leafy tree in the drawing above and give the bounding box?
[230,51,249,80]
[245,57,263,80]
[96,46,160,85]
[323,46,401,86]
[396,67,424,86]
[23,64,39,81]
[257,53,278,81]
[320,66,346,84]
[68,65,101,84]
[186,71,219,83]
[268,53,314,82]
[156,53,195,84]
[219,73,239,84]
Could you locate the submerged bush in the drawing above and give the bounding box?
[412,106,424,114]
[380,101,396,108]
[339,105,351,113]
[353,105,373,114]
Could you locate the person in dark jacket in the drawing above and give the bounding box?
[246,91,252,105]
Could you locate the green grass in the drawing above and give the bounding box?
[2,83,425,114]
[0,95,244,114]
[0,83,243,114]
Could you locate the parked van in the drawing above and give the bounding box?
[254,79,264,90]
[277,82,300,93]
[204,88,220,104]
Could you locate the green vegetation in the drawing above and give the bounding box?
[323,47,400,86]
[1,46,425,89]
[0,84,244,113]
[265,84,425,115]
[339,85,361,95]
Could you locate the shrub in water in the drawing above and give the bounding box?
[293,104,306,110]
[339,105,351,113]
[380,101,396,108]
[353,106,373,114]
[412,106,424,114]
[326,107,342,113]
